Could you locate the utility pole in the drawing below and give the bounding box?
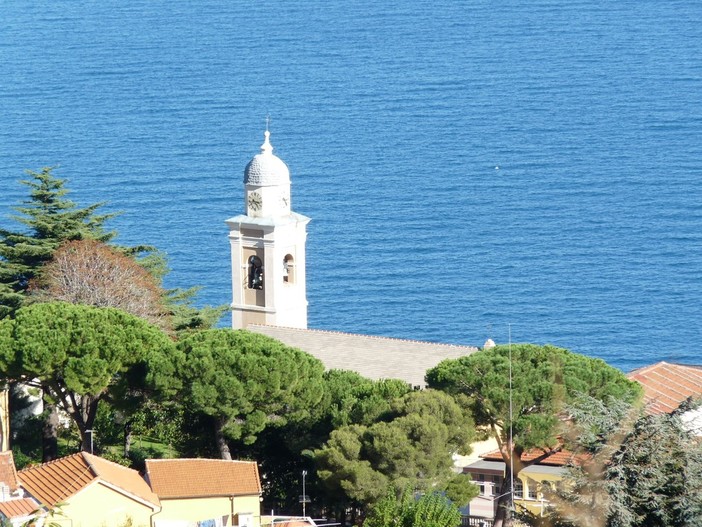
[300,470,309,518]
[86,429,94,454]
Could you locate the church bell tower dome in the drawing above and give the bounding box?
[227,127,310,330]
[244,130,290,186]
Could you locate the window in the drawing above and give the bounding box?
[513,479,523,499]
[283,254,294,283]
[476,473,486,496]
[491,475,501,496]
[527,480,538,500]
[235,513,254,527]
[248,256,263,289]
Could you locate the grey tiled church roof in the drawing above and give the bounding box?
[248,325,479,388]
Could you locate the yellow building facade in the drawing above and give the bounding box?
[145,458,263,527]
[17,452,160,527]
[52,481,158,527]
[463,456,568,521]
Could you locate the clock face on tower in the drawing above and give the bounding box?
[248,192,262,211]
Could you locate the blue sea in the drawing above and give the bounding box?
[1,1,701,372]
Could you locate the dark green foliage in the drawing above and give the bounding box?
[0,302,175,449]
[7,384,44,465]
[0,168,115,318]
[552,394,702,527]
[427,344,641,455]
[321,370,412,428]
[11,445,36,470]
[427,344,641,525]
[227,371,412,518]
[0,167,223,330]
[164,286,226,333]
[127,399,184,449]
[172,329,326,458]
[364,486,462,527]
[443,472,481,509]
[98,450,133,467]
[314,389,476,508]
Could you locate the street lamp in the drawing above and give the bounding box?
[300,470,309,518]
[86,429,94,454]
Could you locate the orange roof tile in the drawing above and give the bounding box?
[0,498,41,519]
[628,361,702,415]
[481,448,575,466]
[18,453,159,509]
[145,458,261,499]
[0,451,20,492]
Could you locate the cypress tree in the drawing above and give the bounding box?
[0,167,115,318]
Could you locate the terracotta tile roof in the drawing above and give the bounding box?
[145,458,261,499]
[0,498,41,519]
[18,452,159,509]
[481,448,575,467]
[628,361,702,415]
[0,451,20,492]
[248,325,478,388]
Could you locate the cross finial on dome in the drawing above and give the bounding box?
[260,129,273,155]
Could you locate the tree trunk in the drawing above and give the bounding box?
[124,420,133,457]
[494,444,522,527]
[78,396,100,453]
[41,400,59,462]
[493,475,513,527]
[215,418,232,460]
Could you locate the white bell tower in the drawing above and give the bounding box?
[226,130,310,329]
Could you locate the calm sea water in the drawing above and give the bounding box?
[1,1,701,372]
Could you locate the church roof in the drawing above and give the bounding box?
[244,131,290,186]
[247,325,478,387]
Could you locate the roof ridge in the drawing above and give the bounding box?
[247,324,479,350]
[83,452,142,475]
[24,452,95,505]
[81,452,99,479]
[628,361,670,375]
[629,361,702,376]
[83,453,160,508]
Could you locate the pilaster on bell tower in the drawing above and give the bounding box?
[226,129,310,329]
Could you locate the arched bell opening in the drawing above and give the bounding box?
[283,254,295,284]
[248,255,264,290]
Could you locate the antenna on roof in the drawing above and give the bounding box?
[509,323,514,517]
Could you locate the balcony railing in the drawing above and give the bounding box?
[461,516,494,527]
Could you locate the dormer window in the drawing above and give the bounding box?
[248,256,263,289]
[283,254,295,283]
